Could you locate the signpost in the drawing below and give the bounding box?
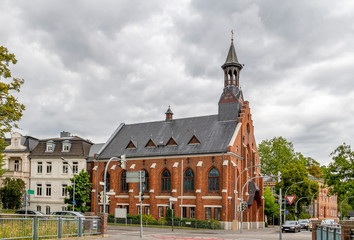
[25,190,34,215]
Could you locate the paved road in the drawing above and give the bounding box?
[93,225,312,240]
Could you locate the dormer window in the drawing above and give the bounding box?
[145,139,156,148]
[166,137,177,146]
[126,140,137,149]
[14,139,18,147]
[188,135,201,145]
[62,140,71,152]
[46,140,55,152]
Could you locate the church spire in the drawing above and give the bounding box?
[221,31,243,88]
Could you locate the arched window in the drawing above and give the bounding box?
[208,168,219,192]
[102,172,110,192]
[161,169,171,192]
[184,168,194,192]
[143,170,149,193]
[121,171,128,192]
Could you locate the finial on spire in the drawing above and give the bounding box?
[231,30,234,41]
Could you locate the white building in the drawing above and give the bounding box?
[2,132,38,188]
[28,131,92,214]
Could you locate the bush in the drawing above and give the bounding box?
[157,217,167,225]
[209,219,222,229]
[298,212,311,219]
[142,214,157,224]
[265,222,268,227]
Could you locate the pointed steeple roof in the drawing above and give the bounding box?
[222,40,243,69]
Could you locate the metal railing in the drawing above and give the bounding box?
[316,224,341,240]
[0,214,101,239]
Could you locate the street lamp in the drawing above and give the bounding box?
[61,157,76,211]
[284,181,303,222]
[340,196,353,220]
[103,156,126,213]
[294,196,312,220]
[234,164,261,224]
[239,174,266,233]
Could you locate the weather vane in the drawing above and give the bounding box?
[231,30,234,41]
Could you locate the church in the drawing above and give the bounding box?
[90,37,264,230]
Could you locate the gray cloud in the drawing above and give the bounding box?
[1,0,353,166]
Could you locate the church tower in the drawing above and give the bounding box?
[218,34,244,121]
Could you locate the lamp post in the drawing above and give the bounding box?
[234,164,260,225]
[103,156,126,213]
[284,181,303,222]
[239,174,265,233]
[294,196,311,220]
[340,196,353,220]
[61,157,76,211]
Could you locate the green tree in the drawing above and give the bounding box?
[264,187,279,224]
[258,137,297,175]
[276,162,319,219]
[323,143,354,198]
[64,169,92,212]
[0,46,25,177]
[0,177,26,209]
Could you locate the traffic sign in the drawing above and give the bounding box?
[286,196,296,205]
[27,189,34,195]
[169,197,177,202]
[285,210,289,214]
[73,200,76,205]
[126,171,145,183]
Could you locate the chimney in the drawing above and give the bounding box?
[60,131,71,138]
[165,106,173,121]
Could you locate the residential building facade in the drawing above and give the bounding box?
[2,132,38,188]
[28,131,92,214]
[90,39,264,229]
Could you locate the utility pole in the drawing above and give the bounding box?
[279,188,282,240]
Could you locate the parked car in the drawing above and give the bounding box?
[15,210,45,216]
[282,221,301,233]
[51,211,85,219]
[298,219,310,230]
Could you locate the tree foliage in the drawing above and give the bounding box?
[276,162,319,219]
[264,187,279,224]
[0,177,26,209]
[323,143,354,208]
[64,169,92,212]
[258,137,297,175]
[0,46,25,177]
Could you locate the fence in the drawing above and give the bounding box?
[108,218,222,230]
[316,225,341,240]
[0,214,101,239]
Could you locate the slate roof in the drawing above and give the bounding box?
[4,136,39,153]
[87,143,105,162]
[31,136,92,158]
[222,41,243,69]
[99,114,238,159]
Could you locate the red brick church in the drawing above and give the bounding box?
[90,37,264,229]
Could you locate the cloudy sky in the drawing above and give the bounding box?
[1,0,353,166]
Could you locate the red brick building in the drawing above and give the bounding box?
[90,39,264,229]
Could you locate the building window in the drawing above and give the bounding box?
[104,172,110,192]
[190,207,195,219]
[14,139,19,147]
[62,184,68,197]
[145,206,150,215]
[46,162,52,173]
[37,206,41,212]
[63,162,68,174]
[208,168,220,192]
[14,160,20,172]
[37,162,43,174]
[46,141,55,152]
[214,208,221,220]
[62,140,71,152]
[184,168,194,192]
[144,170,149,192]
[205,207,211,220]
[73,162,78,173]
[37,184,42,196]
[182,207,187,219]
[126,206,129,215]
[46,206,50,214]
[161,169,171,192]
[158,206,164,218]
[137,206,141,215]
[46,184,51,196]
[121,171,128,192]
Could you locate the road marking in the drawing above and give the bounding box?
[154,237,232,240]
